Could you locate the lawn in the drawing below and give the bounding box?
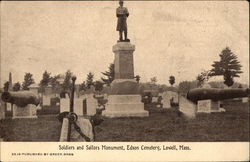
[0,100,249,142]
[95,100,249,142]
[0,115,61,141]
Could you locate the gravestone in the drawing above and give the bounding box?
[6,103,12,111]
[242,97,249,103]
[44,86,53,96]
[162,91,178,108]
[162,92,171,109]
[102,42,148,117]
[42,96,51,106]
[171,92,179,103]
[86,95,98,116]
[74,99,84,116]
[60,98,84,116]
[60,98,70,112]
[103,93,108,100]
[152,97,158,103]
[12,104,37,119]
[42,85,54,106]
[29,84,39,96]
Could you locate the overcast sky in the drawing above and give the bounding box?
[1,1,249,86]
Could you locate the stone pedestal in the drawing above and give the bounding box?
[197,100,225,113]
[110,42,139,95]
[12,104,37,119]
[103,42,148,117]
[103,95,148,117]
[113,42,135,79]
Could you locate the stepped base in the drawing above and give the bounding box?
[102,95,149,118]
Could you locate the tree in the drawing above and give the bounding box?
[178,80,198,94]
[79,81,87,91]
[3,81,9,91]
[22,73,35,90]
[86,72,94,89]
[39,71,51,93]
[210,47,242,87]
[169,75,175,86]
[101,63,114,86]
[150,77,157,84]
[50,74,62,93]
[196,70,211,87]
[135,75,140,83]
[94,81,104,92]
[13,82,21,91]
[62,70,73,93]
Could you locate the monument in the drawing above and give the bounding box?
[103,1,148,117]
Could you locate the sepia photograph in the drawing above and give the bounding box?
[0,0,249,161]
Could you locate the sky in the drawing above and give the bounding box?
[0,1,249,86]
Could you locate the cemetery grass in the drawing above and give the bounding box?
[0,100,248,141]
[0,115,61,141]
[95,100,249,142]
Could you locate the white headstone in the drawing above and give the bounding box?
[171,92,179,103]
[152,97,158,103]
[6,103,12,111]
[74,99,83,116]
[42,96,51,106]
[60,98,84,116]
[103,94,108,100]
[162,92,171,108]
[86,96,98,116]
[242,97,249,103]
[60,98,70,113]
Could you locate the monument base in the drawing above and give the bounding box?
[110,79,140,95]
[197,100,225,113]
[12,104,37,119]
[102,95,149,117]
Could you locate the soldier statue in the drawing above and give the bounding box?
[116,0,130,42]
